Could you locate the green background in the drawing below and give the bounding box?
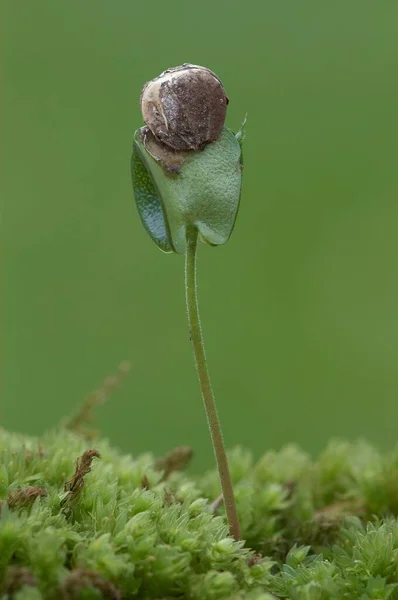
[3,1,398,470]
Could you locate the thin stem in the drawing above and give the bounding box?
[184,226,241,541]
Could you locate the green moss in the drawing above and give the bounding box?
[2,429,398,598]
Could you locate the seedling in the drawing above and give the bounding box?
[131,64,244,540]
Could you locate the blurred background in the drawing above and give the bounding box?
[3,1,398,470]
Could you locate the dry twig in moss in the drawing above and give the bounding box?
[154,446,193,480]
[7,486,48,509]
[66,361,131,439]
[61,449,100,510]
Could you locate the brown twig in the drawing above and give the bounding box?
[59,569,120,600]
[1,567,37,597]
[313,499,365,523]
[7,487,48,509]
[154,446,193,481]
[66,361,131,439]
[209,493,224,513]
[61,449,100,510]
[140,475,150,490]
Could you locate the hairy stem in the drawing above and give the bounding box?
[184,226,241,541]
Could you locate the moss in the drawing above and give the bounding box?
[2,429,398,599]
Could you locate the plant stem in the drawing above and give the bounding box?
[184,226,241,541]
